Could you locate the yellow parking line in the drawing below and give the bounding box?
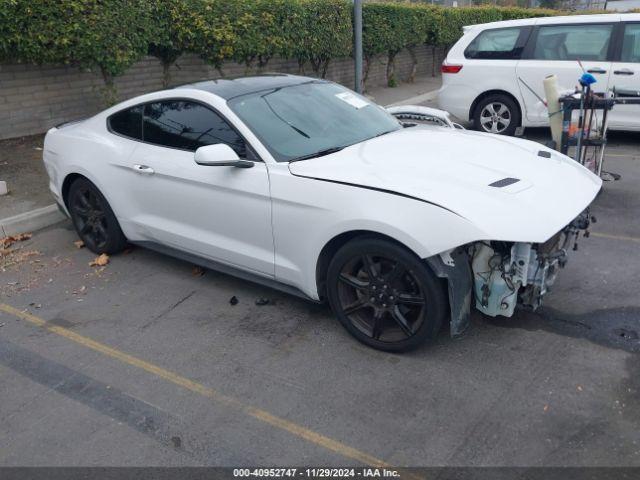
[591,232,640,243]
[0,302,388,468]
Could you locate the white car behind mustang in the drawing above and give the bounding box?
[43,75,601,352]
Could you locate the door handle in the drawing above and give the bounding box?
[132,164,154,174]
[587,68,607,74]
[614,68,635,76]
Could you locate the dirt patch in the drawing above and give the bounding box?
[0,133,52,218]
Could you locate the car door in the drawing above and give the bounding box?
[117,99,274,276]
[608,22,640,130]
[516,21,616,125]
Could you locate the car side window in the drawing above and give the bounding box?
[532,24,613,61]
[465,28,524,59]
[142,100,247,156]
[621,24,640,63]
[108,106,143,140]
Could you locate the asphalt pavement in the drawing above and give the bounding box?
[1,127,639,467]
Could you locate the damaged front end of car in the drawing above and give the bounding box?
[427,210,593,336]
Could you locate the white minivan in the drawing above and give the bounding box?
[437,13,640,135]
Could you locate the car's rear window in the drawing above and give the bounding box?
[108,106,143,140]
[465,27,525,60]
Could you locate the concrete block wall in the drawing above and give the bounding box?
[0,44,446,140]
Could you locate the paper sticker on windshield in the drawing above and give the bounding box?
[335,92,369,109]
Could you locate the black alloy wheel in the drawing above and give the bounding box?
[327,238,447,352]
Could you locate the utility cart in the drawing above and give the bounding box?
[558,87,640,181]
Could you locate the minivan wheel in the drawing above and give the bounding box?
[326,237,447,352]
[67,178,127,255]
[473,94,520,136]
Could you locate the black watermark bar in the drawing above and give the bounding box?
[0,468,639,480]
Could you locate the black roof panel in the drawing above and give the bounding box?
[175,74,319,100]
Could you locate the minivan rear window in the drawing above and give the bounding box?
[465,27,525,60]
[621,23,640,63]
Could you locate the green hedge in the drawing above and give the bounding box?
[0,0,568,99]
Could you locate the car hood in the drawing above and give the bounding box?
[288,127,602,243]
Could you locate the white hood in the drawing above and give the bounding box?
[288,127,602,243]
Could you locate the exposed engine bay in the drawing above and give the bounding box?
[469,210,593,317]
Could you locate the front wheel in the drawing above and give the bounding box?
[473,94,520,136]
[326,237,447,352]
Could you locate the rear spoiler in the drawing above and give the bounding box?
[55,117,87,129]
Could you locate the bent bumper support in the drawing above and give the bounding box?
[426,248,473,337]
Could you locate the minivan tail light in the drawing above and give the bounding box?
[441,64,463,74]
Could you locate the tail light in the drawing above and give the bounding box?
[441,63,463,74]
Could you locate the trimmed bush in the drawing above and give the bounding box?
[0,0,573,97]
[289,0,353,77]
[0,0,156,103]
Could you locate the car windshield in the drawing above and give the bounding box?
[227,81,402,162]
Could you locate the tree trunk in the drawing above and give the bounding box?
[432,45,437,77]
[257,55,270,73]
[407,47,418,84]
[386,52,397,87]
[99,67,118,107]
[162,60,172,89]
[310,58,320,76]
[321,58,330,79]
[297,58,306,75]
[244,58,254,77]
[363,56,372,91]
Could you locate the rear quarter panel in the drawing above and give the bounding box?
[43,117,137,219]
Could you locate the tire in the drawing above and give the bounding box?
[473,94,520,136]
[326,237,447,352]
[67,178,127,255]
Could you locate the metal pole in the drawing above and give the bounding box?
[353,0,363,93]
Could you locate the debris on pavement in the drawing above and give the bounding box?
[1,249,41,269]
[229,295,239,306]
[1,233,32,250]
[89,253,109,267]
[74,240,85,249]
[255,297,271,306]
[192,266,205,277]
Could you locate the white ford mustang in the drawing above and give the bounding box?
[43,74,601,351]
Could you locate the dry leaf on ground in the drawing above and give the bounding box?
[89,253,109,267]
[191,266,205,277]
[1,233,32,249]
[74,240,85,249]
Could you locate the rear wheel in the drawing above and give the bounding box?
[326,237,447,352]
[67,178,127,254]
[473,94,520,136]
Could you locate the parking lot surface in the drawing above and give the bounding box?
[1,130,639,467]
